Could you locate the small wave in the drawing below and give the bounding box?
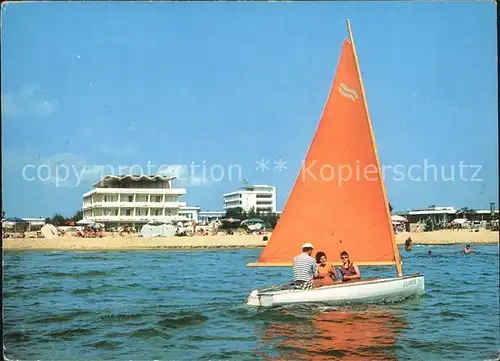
[76,270,108,277]
[3,330,32,343]
[40,271,72,277]
[71,287,109,295]
[47,328,95,339]
[98,312,145,322]
[130,327,165,338]
[157,312,208,329]
[187,334,256,342]
[86,340,123,349]
[439,310,465,318]
[5,274,27,281]
[33,310,91,324]
[36,287,65,295]
[77,256,109,261]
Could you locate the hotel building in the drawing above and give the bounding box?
[223,185,276,213]
[82,175,197,229]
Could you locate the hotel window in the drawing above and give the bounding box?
[125,209,131,216]
[128,196,133,202]
[154,196,162,202]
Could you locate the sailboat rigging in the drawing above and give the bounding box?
[245,19,424,307]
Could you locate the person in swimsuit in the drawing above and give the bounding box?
[339,251,361,282]
[405,237,412,252]
[313,251,338,287]
[463,245,472,254]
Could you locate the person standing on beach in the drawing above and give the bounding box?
[292,243,318,290]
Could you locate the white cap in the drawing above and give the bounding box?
[302,243,314,249]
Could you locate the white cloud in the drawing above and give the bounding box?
[2,83,58,119]
[3,150,101,188]
[158,164,211,187]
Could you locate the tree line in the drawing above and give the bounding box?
[224,207,281,229]
[45,210,84,226]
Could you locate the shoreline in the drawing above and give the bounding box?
[2,230,498,252]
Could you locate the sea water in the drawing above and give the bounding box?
[3,244,499,360]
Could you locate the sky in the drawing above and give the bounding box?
[1,1,498,218]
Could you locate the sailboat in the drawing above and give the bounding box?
[246,20,425,307]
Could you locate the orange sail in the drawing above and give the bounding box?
[248,21,401,274]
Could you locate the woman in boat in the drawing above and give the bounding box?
[339,251,361,282]
[313,251,338,287]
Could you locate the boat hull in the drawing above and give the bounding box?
[246,274,425,307]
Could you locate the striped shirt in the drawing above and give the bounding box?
[293,253,318,282]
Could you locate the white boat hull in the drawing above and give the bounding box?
[246,274,425,307]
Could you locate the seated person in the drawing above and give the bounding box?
[313,251,338,287]
[292,243,319,290]
[339,251,361,282]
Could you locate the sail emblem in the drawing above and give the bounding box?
[339,82,359,102]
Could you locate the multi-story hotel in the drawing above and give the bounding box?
[82,175,198,229]
[223,185,276,213]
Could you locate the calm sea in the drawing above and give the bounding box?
[3,244,499,361]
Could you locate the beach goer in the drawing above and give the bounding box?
[428,250,432,256]
[405,237,412,252]
[313,251,338,287]
[463,245,472,254]
[292,243,319,290]
[339,251,361,282]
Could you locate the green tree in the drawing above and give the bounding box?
[225,207,244,220]
[2,210,5,219]
[72,210,83,222]
[49,213,66,226]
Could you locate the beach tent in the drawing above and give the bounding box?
[41,224,58,239]
[452,218,469,225]
[391,215,408,223]
[140,223,176,237]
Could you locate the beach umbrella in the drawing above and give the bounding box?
[241,218,265,225]
[6,217,26,222]
[76,218,95,225]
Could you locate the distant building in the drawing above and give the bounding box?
[404,205,499,225]
[199,210,225,223]
[470,209,499,222]
[405,206,457,224]
[22,217,46,228]
[223,185,277,213]
[82,175,195,229]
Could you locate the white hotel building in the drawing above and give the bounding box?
[82,175,200,229]
[223,185,276,213]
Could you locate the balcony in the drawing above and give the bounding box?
[83,187,187,198]
[90,215,191,223]
[82,201,187,210]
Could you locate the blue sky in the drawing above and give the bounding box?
[2,2,497,218]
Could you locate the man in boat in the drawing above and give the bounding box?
[292,243,319,290]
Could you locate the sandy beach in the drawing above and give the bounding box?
[3,229,498,251]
